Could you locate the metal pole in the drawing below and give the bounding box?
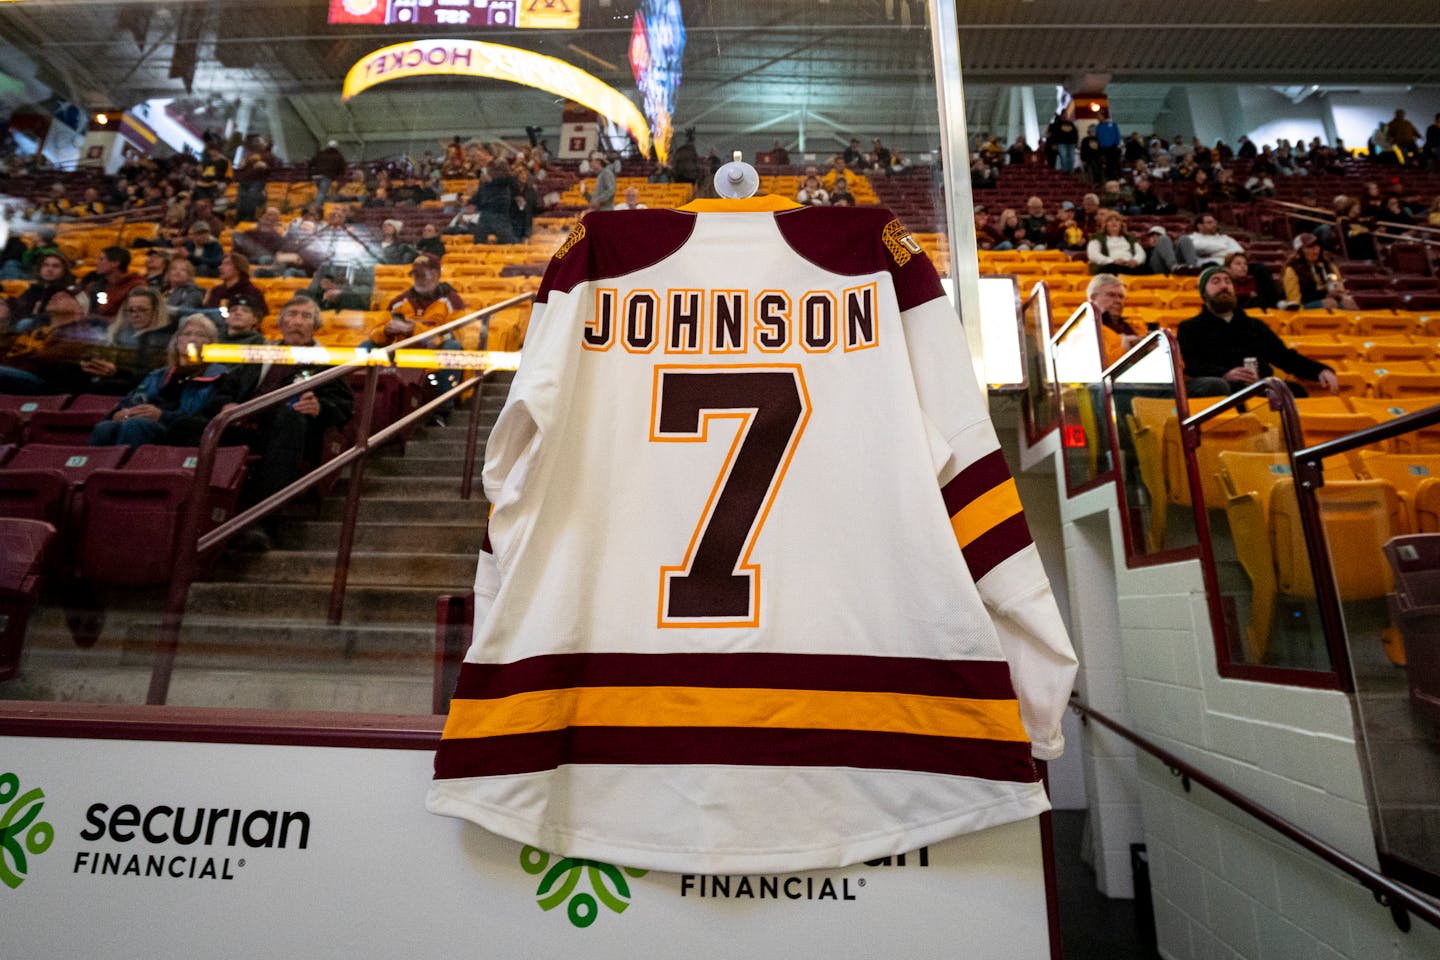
[327,365,381,625]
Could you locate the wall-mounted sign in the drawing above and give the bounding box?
[341,39,650,158]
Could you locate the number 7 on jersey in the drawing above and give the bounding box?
[650,365,811,628]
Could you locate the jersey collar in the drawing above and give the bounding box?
[679,196,803,213]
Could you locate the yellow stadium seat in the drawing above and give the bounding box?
[1219,450,1396,661]
[1287,310,1352,336]
[1353,312,1419,337]
[1356,452,1440,532]
[1167,409,1276,511]
[1356,337,1432,364]
[1042,260,1089,276]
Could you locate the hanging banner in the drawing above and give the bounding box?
[341,39,651,159]
[1,736,1053,958]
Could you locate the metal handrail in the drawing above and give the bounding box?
[145,291,534,705]
[1070,697,1440,934]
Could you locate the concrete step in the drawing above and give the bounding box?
[309,495,489,523]
[186,582,447,624]
[4,655,433,713]
[215,550,477,587]
[274,520,486,553]
[366,455,478,478]
[400,440,491,459]
[354,474,476,499]
[118,618,435,672]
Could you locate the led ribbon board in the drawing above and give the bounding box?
[201,343,523,371]
[341,40,650,158]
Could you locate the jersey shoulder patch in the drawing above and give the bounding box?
[537,210,696,301]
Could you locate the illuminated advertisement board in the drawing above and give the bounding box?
[328,0,579,30]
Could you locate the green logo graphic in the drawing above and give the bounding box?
[0,772,54,890]
[520,846,647,928]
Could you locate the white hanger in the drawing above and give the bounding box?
[713,159,760,199]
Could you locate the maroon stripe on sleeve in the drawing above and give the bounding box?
[961,512,1034,582]
[480,529,492,554]
[434,726,1040,783]
[451,653,1018,702]
[941,449,1013,516]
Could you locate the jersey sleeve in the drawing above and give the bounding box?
[890,227,1078,761]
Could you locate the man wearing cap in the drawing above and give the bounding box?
[1138,225,1181,275]
[1178,267,1339,396]
[0,286,109,394]
[80,246,145,319]
[143,248,172,289]
[1047,201,1086,250]
[1281,233,1357,311]
[204,253,269,317]
[368,255,466,348]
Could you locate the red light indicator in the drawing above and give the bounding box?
[1063,425,1087,448]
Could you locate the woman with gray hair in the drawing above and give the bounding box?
[89,313,230,448]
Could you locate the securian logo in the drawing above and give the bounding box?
[0,772,54,890]
[519,845,647,928]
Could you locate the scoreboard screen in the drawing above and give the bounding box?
[328,0,578,29]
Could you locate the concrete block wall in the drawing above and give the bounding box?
[1010,412,1439,959]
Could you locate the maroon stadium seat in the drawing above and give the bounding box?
[26,408,112,445]
[65,394,123,414]
[0,444,14,466]
[76,470,197,585]
[0,518,57,681]
[125,445,250,533]
[0,394,69,443]
[0,444,129,535]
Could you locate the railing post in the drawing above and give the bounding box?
[460,369,487,501]
[327,364,382,625]
[146,421,225,705]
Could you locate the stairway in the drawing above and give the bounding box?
[6,370,515,714]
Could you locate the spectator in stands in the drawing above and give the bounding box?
[1138,226,1181,275]
[143,248,171,289]
[159,256,205,321]
[1151,153,1174,180]
[1378,196,1417,231]
[1360,181,1385,217]
[310,140,346,201]
[12,251,73,323]
[74,187,106,217]
[367,255,465,350]
[228,294,355,551]
[1281,233,1357,311]
[81,246,145,318]
[307,265,370,313]
[843,138,863,168]
[415,222,446,261]
[1178,267,1338,397]
[1129,176,1171,216]
[335,168,369,202]
[1224,252,1280,311]
[0,286,108,394]
[90,286,176,392]
[377,220,417,266]
[1080,125,1103,182]
[1006,136,1031,166]
[1244,169,1276,198]
[1095,115,1121,179]
[582,152,618,213]
[614,186,647,211]
[973,207,1004,251]
[185,196,224,238]
[472,159,519,243]
[1178,214,1244,268]
[204,253,268,317]
[1020,197,1051,247]
[830,181,856,206]
[445,202,481,236]
[1388,110,1421,163]
[1333,196,1377,260]
[970,155,997,190]
[1079,193,1104,234]
[302,206,376,271]
[234,136,276,222]
[38,182,70,219]
[996,208,1034,250]
[1123,132,1148,168]
[1048,202,1087,251]
[670,129,700,184]
[89,314,226,449]
[234,206,287,267]
[1087,274,1143,366]
[797,176,829,207]
[1236,135,1258,159]
[1045,114,1077,173]
[769,140,790,166]
[1189,169,1214,213]
[183,222,225,277]
[193,141,231,201]
[1424,113,1440,168]
[1087,214,1147,275]
[1099,180,1132,211]
[512,166,539,240]
[220,295,266,345]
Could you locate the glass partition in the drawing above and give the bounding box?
[0,2,957,727]
[1051,304,1114,494]
[1105,332,1200,566]
[1021,284,1058,443]
[1306,405,1440,897]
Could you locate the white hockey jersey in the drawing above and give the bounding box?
[427,196,1077,874]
